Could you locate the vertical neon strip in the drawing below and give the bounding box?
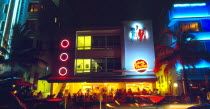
[2,0,12,46]
[16,0,22,23]
[8,0,20,51]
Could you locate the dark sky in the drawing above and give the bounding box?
[61,0,171,27]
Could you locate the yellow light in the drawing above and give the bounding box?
[104,83,107,85]
[174,83,178,87]
[115,100,120,105]
[12,85,16,88]
[54,17,57,23]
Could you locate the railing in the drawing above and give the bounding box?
[27,12,39,20]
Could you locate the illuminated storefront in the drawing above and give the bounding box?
[47,20,157,96]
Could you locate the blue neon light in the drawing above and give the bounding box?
[170,3,209,20]
[191,32,210,40]
[176,59,210,71]
[174,3,206,7]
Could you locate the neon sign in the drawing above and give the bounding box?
[59,67,68,76]
[59,52,69,62]
[134,59,148,72]
[58,39,70,76]
[130,25,147,42]
[60,39,70,48]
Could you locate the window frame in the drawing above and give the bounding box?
[28,2,39,12]
[77,35,121,50]
[179,21,201,32]
[75,58,121,73]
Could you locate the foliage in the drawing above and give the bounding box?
[0,23,48,77]
[154,29,209,74]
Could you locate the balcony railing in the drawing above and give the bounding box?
[27,12,39,20]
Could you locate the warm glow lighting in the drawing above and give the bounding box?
[59,53,69,62]
[134,59,148,72]
[174,83,178,87]
[58,67,68,76]
[60,39,70,48]
[54,17,57,23]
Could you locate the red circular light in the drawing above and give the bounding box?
[60,39,70,48]
[59,53,69,62]
[134,59,148,73]
[59,67,68,76]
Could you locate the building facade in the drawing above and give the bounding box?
[0,0,59,97]
[46,20,157,97]
[155,1,210,96]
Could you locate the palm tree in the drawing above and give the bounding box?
[0,23,48,80]
[154,29,210,96]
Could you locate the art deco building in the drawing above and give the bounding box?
[155,1,210,96]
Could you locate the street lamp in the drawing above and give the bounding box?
[174,83,178,96]
[174,83,178,87]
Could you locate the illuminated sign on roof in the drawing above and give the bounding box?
[130,24,148,42]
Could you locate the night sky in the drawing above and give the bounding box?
[61,0,171,27]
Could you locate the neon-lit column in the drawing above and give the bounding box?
[58,39,70,76]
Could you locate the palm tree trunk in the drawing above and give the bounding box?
[182,65,189,96]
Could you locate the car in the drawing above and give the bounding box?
[23,98,64,109]
[187,104,210,109]
[0,89,27,109]
[106,95,196,109]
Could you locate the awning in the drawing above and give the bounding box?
[0,78,34,86]
[47,75,157,83]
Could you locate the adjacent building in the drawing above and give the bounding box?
[155,1,210,96]
[0,0,59,96]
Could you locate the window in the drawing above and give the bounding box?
[75,58,120,73]
[76,59,91,73]
[4,4,8,13]
[28,3,38,12]
[201,19,210,32]
[107,36,121,48]
[201,41,210,52]
[77,35,120,50]
[107,58,121,72]
[180,22,199,32]
[26,20,37,31]
[77,36,91,50]
[0,21,5,31]
[92,36,105,49]
[91,59,105,72]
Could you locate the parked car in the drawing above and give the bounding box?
[155,96,196,109]
[106,95,196,109]
[187,104,210,109]
[0,89,27,109]
[23,98,64,109]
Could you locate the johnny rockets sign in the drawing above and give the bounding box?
[134,59,148,72]
[130,25,147,42]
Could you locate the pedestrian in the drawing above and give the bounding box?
[67,93,71,101]
[37,91,43,98]
[57,91,63,98]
